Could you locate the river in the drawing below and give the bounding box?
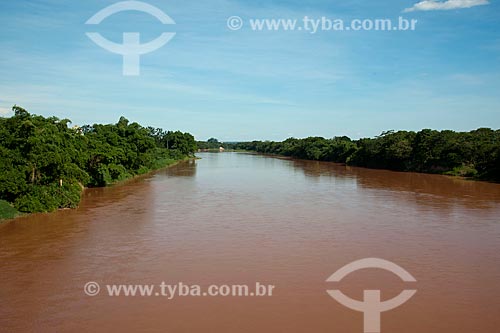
[1,152,500,332]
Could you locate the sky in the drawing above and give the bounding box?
[0,0,499,141]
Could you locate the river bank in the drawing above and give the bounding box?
[0,157,192,222]
[231,129,500,182]
[0,108,198,218]
[243,151,499,185]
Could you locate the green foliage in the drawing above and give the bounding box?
[13,181,82,213]
[164,131,197,155]
[0,107,197,214]
[235,129,500,182]
[0,199,19,220]
[197,138,221,150]
[235,136,358,163]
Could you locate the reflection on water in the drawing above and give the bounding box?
[291,158,500,210]
[1,152,500,332]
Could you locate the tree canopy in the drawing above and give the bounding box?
[0,107,197,214]
[233,129,500,182]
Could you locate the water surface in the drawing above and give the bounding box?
[1,152,500,332]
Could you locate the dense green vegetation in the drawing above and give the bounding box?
[196,138,223,150]
[0,106,196,216]
[0,199,19,220]
[233,129,500,181]
[197,138,245,151]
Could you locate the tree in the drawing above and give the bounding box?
[0,107,197,213]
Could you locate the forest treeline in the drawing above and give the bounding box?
[196,137,222,150]
[230,129,500,181]
[0,106,196,215]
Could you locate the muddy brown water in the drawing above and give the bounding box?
[1,152,500,332]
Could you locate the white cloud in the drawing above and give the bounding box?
[404,0,489,12]
[0,107,12,116]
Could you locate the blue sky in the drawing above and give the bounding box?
[0,0,499,141]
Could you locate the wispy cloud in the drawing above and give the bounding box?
[404,0,489,12]
[449,73,485,85]
[0,106,12,116]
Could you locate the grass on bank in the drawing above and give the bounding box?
[106,156,189,186]
[0,199,20,221]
